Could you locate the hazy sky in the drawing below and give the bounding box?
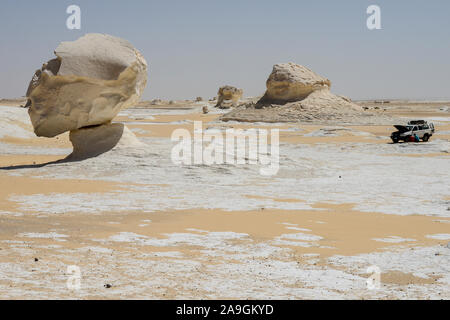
[0,0,449,100]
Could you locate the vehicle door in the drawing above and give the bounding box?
[413,126,424,138]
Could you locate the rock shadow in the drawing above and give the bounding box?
[0,123,127,171]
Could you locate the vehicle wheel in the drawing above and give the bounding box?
[391,137,399,143]
[422,134,429,142]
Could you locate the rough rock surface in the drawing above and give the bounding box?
[26,34,148,137]
[262,63,331,103]
[215,85,243,109]
[221,62,396,124]
[68,123,146,161]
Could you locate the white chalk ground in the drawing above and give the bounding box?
[8,134,449,217]
[1,231,448,299]
[0,105,449,299]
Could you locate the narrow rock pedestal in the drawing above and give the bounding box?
[67,123,146,161]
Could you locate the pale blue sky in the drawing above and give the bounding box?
[0,0,449,100]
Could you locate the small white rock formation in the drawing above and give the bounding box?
[25,34,148,159]
[263,63,331,103]
[215,85,243,109]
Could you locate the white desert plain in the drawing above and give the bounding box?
[0,32,449,301]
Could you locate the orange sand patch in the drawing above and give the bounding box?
[56,207,450,258]
[380,271,440,286]
[0,154,65,167]
[0,132,71,148]
[116,113,220,124]
[0,174,125,212]
[2,205,448,259]
[388,111,450,119]
[123,116,393,145]
[127,123,193,138]
[150,113,220,123]
[1,204,448,298]
[245,195,305,203]
[435,135,450,141]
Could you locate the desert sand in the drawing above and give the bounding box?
[0,98,449,299]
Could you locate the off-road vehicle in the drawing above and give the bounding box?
[390,120,435,143]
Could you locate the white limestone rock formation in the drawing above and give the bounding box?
[262,63,331,103]
[26,33,148,138]
[297,89,362,113]
[256,62,364,113]
[219,62,391,124]
[215,85,243,109]
[67,123,146,161]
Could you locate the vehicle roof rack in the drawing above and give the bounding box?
[408,120,427,125]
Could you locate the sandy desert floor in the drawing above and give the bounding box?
[0,100,449,299]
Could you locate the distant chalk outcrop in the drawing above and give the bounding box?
[215,85,243,109]
[221,62,392,124]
